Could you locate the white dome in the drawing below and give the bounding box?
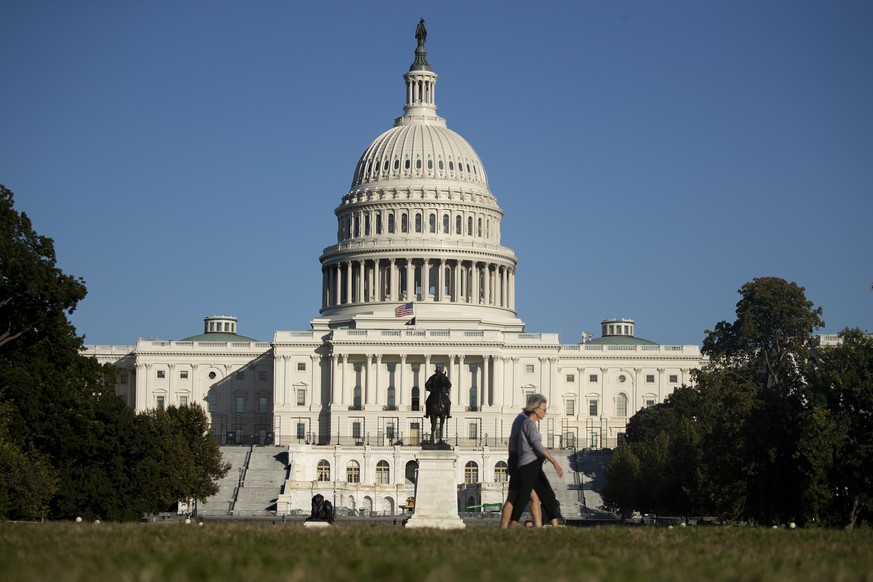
[351,123,489,189]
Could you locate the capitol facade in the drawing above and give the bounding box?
[84,23,702,517]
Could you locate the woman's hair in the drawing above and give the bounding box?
[522,394,547,414]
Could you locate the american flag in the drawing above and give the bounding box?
[394,302,414,317]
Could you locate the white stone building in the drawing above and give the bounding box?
[84,24,703,516]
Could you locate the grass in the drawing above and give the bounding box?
[1,521,872,582]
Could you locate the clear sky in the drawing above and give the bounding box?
[2,0,871,346]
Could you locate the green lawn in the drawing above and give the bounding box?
[1,521,871,581]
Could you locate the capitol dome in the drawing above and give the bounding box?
[351,120,489,190]
[318,21,522,331]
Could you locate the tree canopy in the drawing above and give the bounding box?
[0,184,228,520]
[604,277,872,528]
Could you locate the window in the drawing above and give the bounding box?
[386,420,395,441]
[494,461,508,483]
[646,399,655,408]
[443,214,449,233]
[618,374,626,383]
[346,461,360,483]
[180,370,189,379]
[464,461,479,484]
[259,396,268,414]
[589,374,598,383]
[566,374,575,383]
[525,364,535,374]
[387,386,396,408]
[297,362,306,372]
[401,213,408,233]
[589,399,598,417]
[455,215,462,234]
[297,389,306,406]
[616,393,628,417]
[669,374,679,383]
[179,395,188,407]
[467,216,473,235]
[589,432,599,448]
[353,386,362,409]
[415,213,422,233]
[468,422,477,440]
[156,396,165,410]
[317,460,331,481]
[259,371,268,381]
[119,373,128,385]
[208,371,216,380]
[157,370,165,379]
[428,213,436,233]
[235,396,245,414]
[352,421,362,440]
[207,391,217,413]
[646,374,655,383]
[236,371,245,380]
[388,213,395,233]
[566,399,575,416]
[376,460,390,485]
[468,387,477,410]
[297,422,305,439]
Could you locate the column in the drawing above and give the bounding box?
[405,259,414,300]
[310,355,320,409]
[389,258,397,301]
[457,355,465,407]
[399,355,407,407]
[422,258,430,301]
[438,259,446,302]
[374,354,382,405]
[357,259,365,304]
[365,354,373,405]
[345,262,353,305]
[135,363,149,411]
[483,264,491,306]
[335,263,343,305]
[483,355,490,408]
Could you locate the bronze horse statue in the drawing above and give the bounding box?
[424,368,451,444]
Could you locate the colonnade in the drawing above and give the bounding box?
[321,257,515,310]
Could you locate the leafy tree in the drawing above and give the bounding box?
[806,328,873,529]
[138,405,230,511]
[0,396,58,519]
[0,184,228,520]
[697,277,824,524]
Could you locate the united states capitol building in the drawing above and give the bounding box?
[84,23,702,517]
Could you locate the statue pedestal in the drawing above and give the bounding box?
[303,520,331,528]
[405,448,466,530]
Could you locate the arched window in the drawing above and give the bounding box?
[364,214,371,236]
[376,460,390,485]
[415,213,422,233]
[464,461,479,484]
[346,461,360,483]
[469,386,477,410]
[616,393,628,417]
[387,386,396,408]
[353,214,360,238]
[401,213,408,233]
[494,461,508,483]
[376,213,382,235]
[411,386,420,411]
[455,215,462,235]
[429,213,436,233]
[415,159,422,170]
[388,213,395,234]
[353,386,362,409]
[405,460,418,484]
[443,214,449,233]
[317,459,331,481]
[467,216,473,236]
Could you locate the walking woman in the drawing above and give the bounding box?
[508,394,564,527]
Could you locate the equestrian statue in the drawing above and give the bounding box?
[424,367,451,445]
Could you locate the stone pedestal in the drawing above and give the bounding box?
[405,448,466,530]
[303,520,331,529]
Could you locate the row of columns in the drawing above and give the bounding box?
[321,258,515,310]
[338,208,496,243]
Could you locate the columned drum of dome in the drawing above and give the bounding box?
[319,23,521,330]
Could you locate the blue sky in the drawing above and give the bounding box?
[2,1,871,346]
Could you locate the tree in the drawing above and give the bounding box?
[698,277,824,524]
[0,184,228,520]
[807,328,873,529]
[0,396,58,519]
